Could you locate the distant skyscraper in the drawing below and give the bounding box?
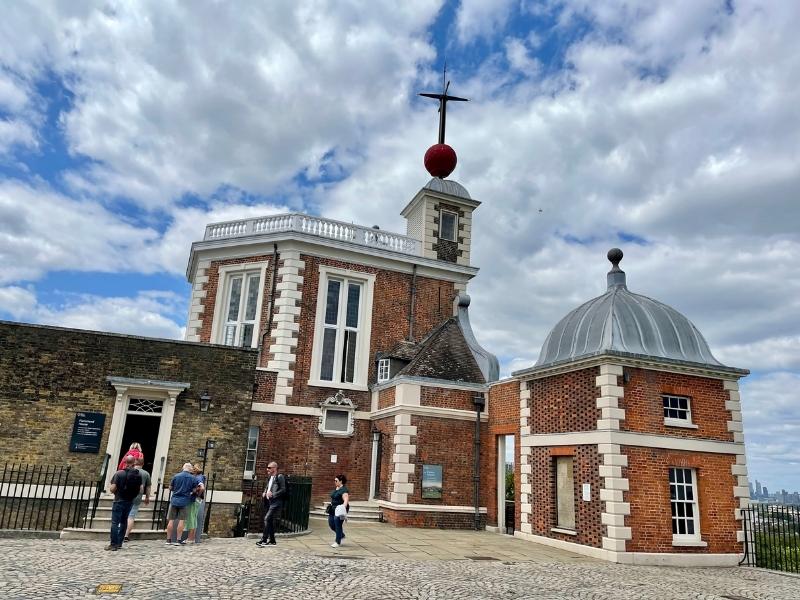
[763,486,769,497]
[756,480,763,497]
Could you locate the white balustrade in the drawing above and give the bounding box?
[203,213,421,256]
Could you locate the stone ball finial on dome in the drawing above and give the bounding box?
[608,247,623,267]
[606,247,627,289]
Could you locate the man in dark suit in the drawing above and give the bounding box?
[256,461,287,547]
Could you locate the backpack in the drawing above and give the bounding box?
[118,468,143,501]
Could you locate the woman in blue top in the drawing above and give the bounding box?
[328,474,349,548]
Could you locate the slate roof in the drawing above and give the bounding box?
[381,294,499,384]
[397,317,486,383]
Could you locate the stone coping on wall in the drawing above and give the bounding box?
[513,530,742,566]
[377,501,488,513]
[512,351,749,380]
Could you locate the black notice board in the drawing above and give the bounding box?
[69,412,106,453]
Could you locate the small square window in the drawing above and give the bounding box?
[663,395,692,424]
[439,210,457,242]
[377,358,390,383]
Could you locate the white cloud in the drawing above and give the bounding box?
[455,0,517,44]
[0,1,442,207]
[0,285,36,318]
[0,179,292,282]
[4,287,185,340]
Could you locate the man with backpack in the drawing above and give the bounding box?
[107,454,143,551]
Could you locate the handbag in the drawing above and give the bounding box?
[334,504,347,519]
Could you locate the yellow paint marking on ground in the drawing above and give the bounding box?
[95,583,123,594]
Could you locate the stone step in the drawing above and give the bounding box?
[79,517,162,531]
[61,527,167,541]
[310,501,383,522]
[87,506,157,517]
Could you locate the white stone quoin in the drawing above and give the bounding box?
[595,364,632,553]
[389,412,418,504]
[267,250,305,404]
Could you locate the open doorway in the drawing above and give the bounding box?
[118,414,160,476]
[497,434,515,534]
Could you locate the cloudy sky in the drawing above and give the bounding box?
[1,1,798,492]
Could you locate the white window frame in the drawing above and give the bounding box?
[210,262,268,348]
[669,467,703,544]
[309,266,375,391]
[377,358,391,383]
[439,209,458,242]
[318,391,356,438]
[663,394,698,429]
[243,426,259,480]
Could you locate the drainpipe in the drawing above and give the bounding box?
[472,392,486,530]
[257,243,280,367]
[407,264,417,341]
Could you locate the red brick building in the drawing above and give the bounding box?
[505,249,749,565]
[184,177,501,527]
[0,164,750,559]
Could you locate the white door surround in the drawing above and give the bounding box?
[105,376,190,490]
[497,435,506,531]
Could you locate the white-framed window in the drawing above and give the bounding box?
[243,426,259,480]
[439,209,458,242]
[211,262,268,348]
[377,358,390,383]
[663,394,695,427]
[669,467,700,542]
[310,266,375,391]
[318,390,356,438]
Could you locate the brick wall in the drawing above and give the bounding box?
[624,446,739,553]
[248,412,373,504]
[382,508,485,529]
[419,387,474,411]
[373,416,396,501]
[529,368,600,433]
[288,254,455,408]
[410,416,484,507]
[484,380,520,527]
[527,445,603,548]
[620,369,734,441]
[252,369,277,403]
[377,387,395,410]
[0,321,256,491]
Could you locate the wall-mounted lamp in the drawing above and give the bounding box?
[199,391,212,412]
[371,428,381,443]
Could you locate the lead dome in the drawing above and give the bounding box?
[535,248,724,369]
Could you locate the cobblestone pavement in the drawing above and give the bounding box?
[1,534,798,599]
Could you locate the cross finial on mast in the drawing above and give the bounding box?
[419,65,468,145]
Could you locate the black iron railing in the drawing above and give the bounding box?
[0,462,93,531]
[234,475,312,537]
[740,503,800,573]
[505,500,515,535]
[86,453,111,529]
